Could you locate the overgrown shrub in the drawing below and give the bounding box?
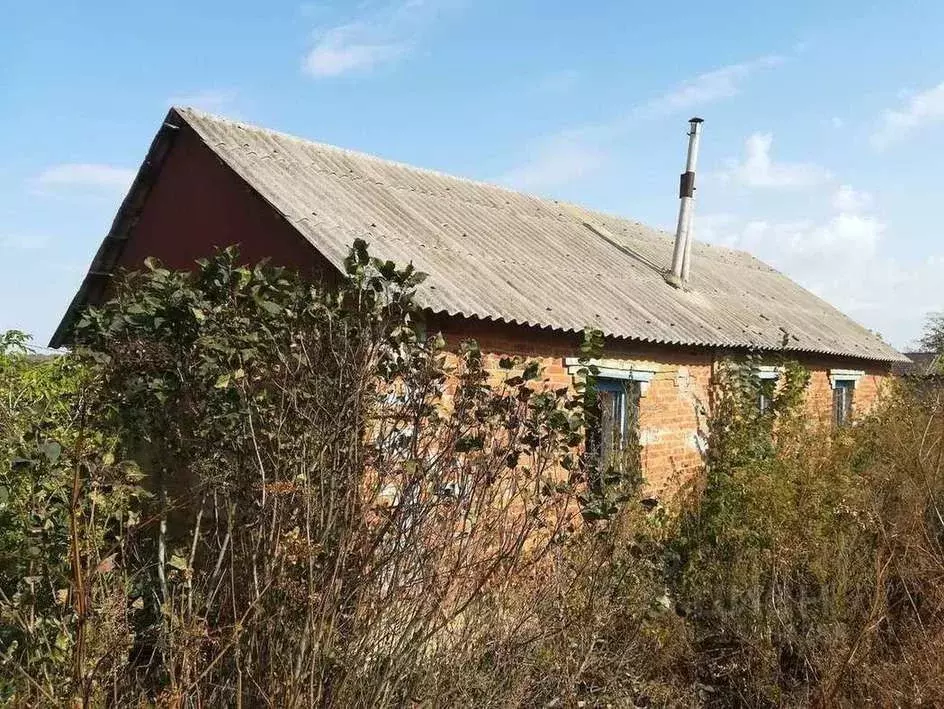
[2,246,943,707]
[671,359,944,706]
[0,331,149,705]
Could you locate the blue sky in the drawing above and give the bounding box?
[2,0,942,349]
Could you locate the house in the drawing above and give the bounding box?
[892,352,942,379]
[50,107,908,490]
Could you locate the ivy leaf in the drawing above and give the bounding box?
[259,300,282,315]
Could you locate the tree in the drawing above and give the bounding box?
[919,312,944,355]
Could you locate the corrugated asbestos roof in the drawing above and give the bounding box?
[52,106,908,363]
[892,352,942,376]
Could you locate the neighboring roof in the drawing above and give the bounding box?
[892,352,942,376]
[50,107,908,363]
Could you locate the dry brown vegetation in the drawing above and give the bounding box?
[1,246,942,707]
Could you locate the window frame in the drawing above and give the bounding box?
[563,358,656,393]
[755,365,780,415]
[828,369,863,427]
[596,377,641,461]
[832,379,855,426]
[564,358,654,489]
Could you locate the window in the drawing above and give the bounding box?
[584,378,642,493]
[755,365,780,415]
[563,358,654,489]
[757,390,772,415]
[596,379,641,466]
[828,369,863,427]
[833,380,854,426]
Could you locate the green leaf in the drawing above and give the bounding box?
[39,441,62,464]
[168,555,189,571]
[214,373,232,389]
[455,435,484,453]
[522,361,541,381]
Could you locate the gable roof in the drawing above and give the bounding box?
[892,352,942,376]
[51,107,907,363]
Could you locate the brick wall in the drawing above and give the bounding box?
[803,359,886,426]
[102,129,892,495]
[431,315,892,494]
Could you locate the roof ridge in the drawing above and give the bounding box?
[174,105,555,202]
[173,105,766,267]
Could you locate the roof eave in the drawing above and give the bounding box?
[48,109,186,348]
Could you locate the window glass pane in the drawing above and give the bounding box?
[833,381,854,426]
[590,378,642,485]
[598,388,617,461]
[625,380,641,448]
[758,392,770,415]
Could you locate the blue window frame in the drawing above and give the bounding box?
[589,378,641,485]
[833,380,854,426]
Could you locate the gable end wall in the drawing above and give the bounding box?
[115,126,337,279]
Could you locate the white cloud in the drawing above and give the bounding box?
[302,0,452,78]
[832,184,872,212]
[168,88,238,113]
[717,132,831,188]
[830,116,843,129]
[305,25,406,77]
[498,132,603,191]
[871,80,944,149]
[698,190,937,348]
[33,163,135,194]
[499,54,785,190]
[636,55,784,118]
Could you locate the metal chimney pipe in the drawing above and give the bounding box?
[665,117,704,288]
[680,193,696,283]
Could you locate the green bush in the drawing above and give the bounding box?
[0,332,149,705]
[2,247,942,707]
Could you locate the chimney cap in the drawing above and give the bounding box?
[689,117,704,124]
